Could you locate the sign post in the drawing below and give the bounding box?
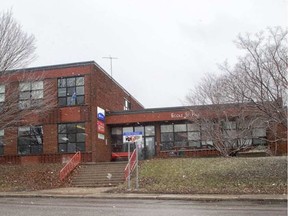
[123,131,142,190]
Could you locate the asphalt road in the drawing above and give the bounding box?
[0,197,286,216]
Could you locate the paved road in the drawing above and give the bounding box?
[0,197,286,216]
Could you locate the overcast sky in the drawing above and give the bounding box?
[2,0,287,108]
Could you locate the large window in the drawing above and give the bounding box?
[160,123,210,150]
[58,76,85,106]
[18,126,43,155]
[19,81,43,109]
[58,123,85,153]
[0,129,4,155]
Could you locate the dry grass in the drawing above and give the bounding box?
[0,163,67,192]
[115,156,287,194]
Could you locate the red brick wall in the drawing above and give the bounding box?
[43,124,58,154]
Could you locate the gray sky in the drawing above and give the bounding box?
[2,0,287,108]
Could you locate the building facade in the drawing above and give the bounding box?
[0,61,286,164]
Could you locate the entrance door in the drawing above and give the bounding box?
[145,137,155,159]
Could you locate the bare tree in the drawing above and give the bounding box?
[219,27,287,129]
[185,27,287,156]
[0,9,36,72]
[185,74,267,156]
[0,71,57,131]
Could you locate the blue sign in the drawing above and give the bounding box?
[123,132,142,136]
[97,113,105,121]
[97,107,105,121]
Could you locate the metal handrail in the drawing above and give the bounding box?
[59,151,81,181]
[124,149,137,180]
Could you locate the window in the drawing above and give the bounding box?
[160,124,174,150]
[19,81,43,109]
[160,123,207,150]
[252,126,267,145]
[58,123,85,153]
[0,85,5,112]
[58,76,85,106]
[111,125,155,154]
[0,85,5,102]
[124,98,131,110]
[188,123,201,148]
[0,129,4,155]
[18,126,43,155]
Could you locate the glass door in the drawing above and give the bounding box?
[145,137,155,159]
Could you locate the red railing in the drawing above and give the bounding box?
[59,151,81,181]
[124,149,137,180]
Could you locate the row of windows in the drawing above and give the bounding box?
[1,75,131,110]
[0,123,86,155]
[160,122,267,151]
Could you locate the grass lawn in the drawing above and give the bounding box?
[117,156,287,194]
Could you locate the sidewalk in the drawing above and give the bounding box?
[0,187,286,202]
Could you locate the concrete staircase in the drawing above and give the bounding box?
[70,162,127,187]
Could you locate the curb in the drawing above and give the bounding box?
[0,192,286,202]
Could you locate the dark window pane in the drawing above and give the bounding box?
[111,135,123,145]
[59,144,66,153]
[58,98,66,106]
[77,96,84,105]
[76,143,85,152]
[161,142,174,150]
[111,127,122,135]
[67,124,77,133]
[31,145,42,154]
[175,141,187,147]
[18,144,29,155]
[67,143,76,152]
[174,132,187,141]
[161,133,174,142]
[67,87,76,96]
[77,133,85,142]
[68,134,76,142]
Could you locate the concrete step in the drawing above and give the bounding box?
[70,162,127,187]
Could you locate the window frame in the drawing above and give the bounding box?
[58,123,86,153]
[17,125,43,155]
[57,76,85,107]
[19,81,44,109]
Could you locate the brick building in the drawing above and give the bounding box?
[0,61,286,164]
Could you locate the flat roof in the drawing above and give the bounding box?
[107,103,243,116]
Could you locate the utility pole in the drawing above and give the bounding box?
[102,55,118,77]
